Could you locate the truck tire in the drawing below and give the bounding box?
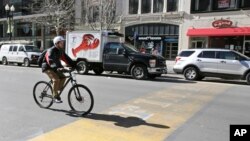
[77,61,89,74]
[93,67,103,75]
[131,64,148,80]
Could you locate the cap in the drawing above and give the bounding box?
[53,36,65,45]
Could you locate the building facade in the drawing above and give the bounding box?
[2,0,250,58]
[121,0,250,59]
[182,0,250,57]
[120,0,184,60]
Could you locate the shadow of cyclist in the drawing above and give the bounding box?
[84,113,170,129]
[47,108,169,129]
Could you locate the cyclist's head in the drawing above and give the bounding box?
[53,36,65,49]
[53,36,65,45]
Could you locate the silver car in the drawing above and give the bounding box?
[173,49,250,84]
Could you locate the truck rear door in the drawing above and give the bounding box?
[103,42,129,71]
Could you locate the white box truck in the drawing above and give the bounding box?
[65,30,167,80]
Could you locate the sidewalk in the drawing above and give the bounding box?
[166,60,175,74]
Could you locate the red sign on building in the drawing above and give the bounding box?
[212,19,233,28]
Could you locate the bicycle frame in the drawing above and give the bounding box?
[48,71,77,95]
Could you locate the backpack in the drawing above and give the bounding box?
[37,49,47,67]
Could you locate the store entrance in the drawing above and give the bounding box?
[164,42,178,60]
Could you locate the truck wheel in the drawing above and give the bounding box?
[131,64,147,80]
[246,72,250,85]
[23,58,30,67]
[93,67,103,75]
[77,61,89,74]
[2,57,8,65]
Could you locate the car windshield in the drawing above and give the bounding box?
[122,43,139,53]
[25,46,40,52]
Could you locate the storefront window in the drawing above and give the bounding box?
[153,0,164,13]
[142,0,151,14]
[167,0,178,12]
[129,0,139,14]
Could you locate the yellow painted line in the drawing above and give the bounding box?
[29,82,230,141]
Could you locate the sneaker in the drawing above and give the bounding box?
[53,96,63,103]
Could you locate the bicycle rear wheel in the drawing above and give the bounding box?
[68,84,94,116]
[33,81,53,108]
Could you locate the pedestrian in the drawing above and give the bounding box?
[41,36,76,103]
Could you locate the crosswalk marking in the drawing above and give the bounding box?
[29,82,229,141]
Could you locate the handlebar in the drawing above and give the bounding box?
[57,67,75,73]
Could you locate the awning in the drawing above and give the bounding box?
[187,27,250,36]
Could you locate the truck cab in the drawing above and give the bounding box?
[102,42,167,79]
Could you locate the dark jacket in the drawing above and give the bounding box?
[42,46,75,72]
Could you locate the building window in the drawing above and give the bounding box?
[167,0,178,12]
[0,24,3,38]
[239,0,250,8]
[153,0,164,13]
[16,22,32,37]
[191,0,210,12]
[213,0,233,10]
[142,0,151,14]
[129,0,139,14]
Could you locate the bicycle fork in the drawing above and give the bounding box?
[71,80,83,102]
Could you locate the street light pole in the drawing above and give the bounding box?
[5,4,15,41]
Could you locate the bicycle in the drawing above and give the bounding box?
[33,68,94,116]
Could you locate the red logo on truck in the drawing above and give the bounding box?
[72,34,100,57]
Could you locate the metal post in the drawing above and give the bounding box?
[5,4,15,41]
[100,0,103,30]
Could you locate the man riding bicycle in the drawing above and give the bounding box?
[41,36,76,103]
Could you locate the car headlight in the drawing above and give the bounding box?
[149,59,156,68]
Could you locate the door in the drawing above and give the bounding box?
[191,41,204,49]
[103,43,129,71]
[244,41,250,57]
[217,51,245,75]
[17,46,26,63]
[9,46,18,62]
[165,42,178,60]
[196,51,218,73]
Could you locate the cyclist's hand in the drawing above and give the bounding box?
[57,68,69,72]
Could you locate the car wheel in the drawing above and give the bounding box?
[184,67,199,80]
[23,58,30,67]
[131,64,147,80]
[246,73,250,85]
[2,57,8,65]
[77,61,89,74]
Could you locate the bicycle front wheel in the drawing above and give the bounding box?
[68,84,94,116]
[33,81,53,108]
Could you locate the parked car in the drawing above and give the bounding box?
[173,48,250,84]
[0,44,41,67]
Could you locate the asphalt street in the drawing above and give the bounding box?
[0,64,249,141]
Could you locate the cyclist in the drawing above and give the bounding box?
[41,36,76,103]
